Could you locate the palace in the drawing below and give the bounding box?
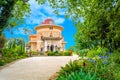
[29,18,66,52]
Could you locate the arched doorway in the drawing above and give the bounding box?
[47,45,49,51]
[40,47,43,52]
[55,45,58,51]
[50,45,54,51]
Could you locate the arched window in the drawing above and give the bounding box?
[47,45,49,51]
[55,45,58,51]
[50,34,53,37]
[41,36,43,39]
[41,47,43,52]
[49,27,53,30]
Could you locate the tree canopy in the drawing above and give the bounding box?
[0,0,30,35]
[37,0,120,51]
[0,0,120,52]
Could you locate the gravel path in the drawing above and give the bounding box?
[0,56,78,80]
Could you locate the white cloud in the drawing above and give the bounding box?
[40,2,66,16]
[14,27,33,35]
[32,19,41,24]
[14,28,25,35]
[51,17,65,24]
[55,18,65,24]
[29,0,41,11]
[39,1,60,16]
[27,0,66,25]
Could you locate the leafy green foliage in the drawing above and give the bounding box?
[0,38,27,66]
[59,60,84,76]
[5,38,25,52]
[36,0,46,4]
[57,55,119,80]
[34,1,120,79]
[78,49,89,56]
[109,48,120,64]
[87,46,108,58]
[47,51,72,56]
[39,0,120,52]
[29,50,38,56]
[47,51,59,56]
[57,69,100,80]
[0,48,27,66]
[0,34,6,55]
[0,0,30,34]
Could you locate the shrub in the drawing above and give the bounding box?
[30,50,38,55]
[87,46,108,58]
[47,51,60,56]
[57,46,119,80]
[57,69,101,80]
[47,51,72,56]
[57,57,117,80]
[62,51,72,56]
[58,59,93,77]
[0,48,28,66]
[38,52,44,55]
[109,50,120,64]
[47,51,55,56]
[0,58,6,66]
[78,49,89,56]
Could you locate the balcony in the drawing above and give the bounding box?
[29,40,37,43]
[41,36,62,40]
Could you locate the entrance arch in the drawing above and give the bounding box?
[50,45,54,51]
[47,45,49,51]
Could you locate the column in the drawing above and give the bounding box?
[44,40,47,51]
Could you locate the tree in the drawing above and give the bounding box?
[1,0,120,52]
[0,0,30,35]
[6,38,25,52]
[0,0,30,56]
[37,0,120,51]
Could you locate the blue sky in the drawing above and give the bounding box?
[4,0,76,49]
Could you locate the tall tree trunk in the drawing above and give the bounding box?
[0,0,15,34]
[0,34,5,58]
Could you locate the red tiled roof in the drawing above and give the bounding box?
[42,17,54,24]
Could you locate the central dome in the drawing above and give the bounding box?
[42,17,54,24]
[35,17,63,31]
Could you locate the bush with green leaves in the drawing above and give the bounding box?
[109,49,120,64]
[30,50,38,55]
[47,51,72,56]
[57,56,119,80]
[0,48,28,66]
[62,51,72,56]
[0,38,28,66]
[38,52,44,55]
[78,49,89,56]
[5,38,25,52]
[87,46,108,58]
[57,59,90,78]
[47,51,59,56]
[57,69,101,80]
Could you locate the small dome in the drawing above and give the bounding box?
[42,17,54,24]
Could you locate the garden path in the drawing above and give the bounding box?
[0,56,78,80]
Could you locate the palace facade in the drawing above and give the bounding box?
[29,18,66,52]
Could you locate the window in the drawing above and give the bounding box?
[50,27,53,30]
[41,36,43,39]
[41,47,43,52]
[50,34,53,37]
[47,45,49,51]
